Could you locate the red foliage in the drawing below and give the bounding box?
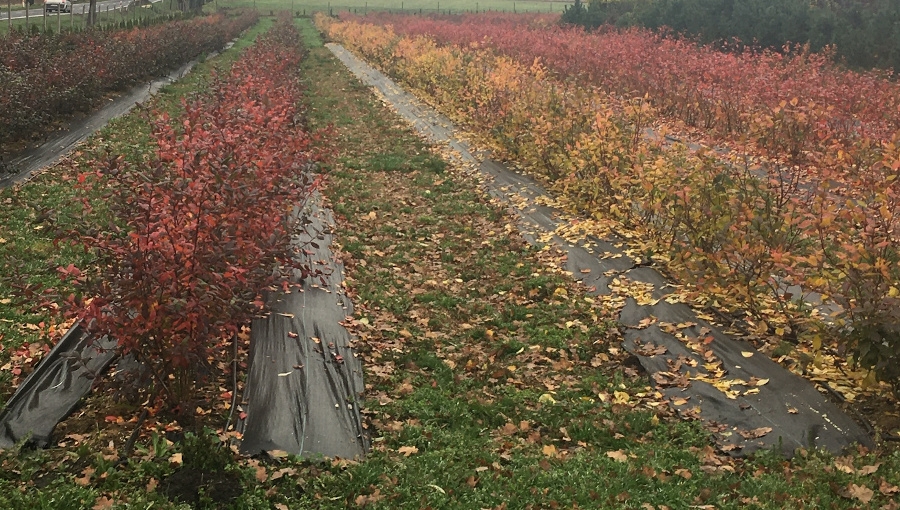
[352,13,900,173]
[0,10,258,149]
[326,13,900,390]
[67,16,325,406]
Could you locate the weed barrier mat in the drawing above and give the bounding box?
[326,42,873,457]
[0,323,117,448]
[236,191,369,460]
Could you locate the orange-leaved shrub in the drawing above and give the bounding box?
[319,13,900,394]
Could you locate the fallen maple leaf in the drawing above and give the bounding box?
[169,452,183,465]
[857,462,880,475]
[613,391,630,404]
[92,496,114,509]
[606,450,628,462]
[74,467,94,486]
[355,488,384,507]
[271,467,297,481]
[674,468,692,479]
[739,427,772,439]
[542,444,558,457]
[398,445,419,456]
[255,465,268,483]
[847,483,874,504]
[880,479,900,495]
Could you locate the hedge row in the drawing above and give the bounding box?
[67,13,325,408]
[0,9,258,151]
[561,0,900,72]
[320,14,900,394]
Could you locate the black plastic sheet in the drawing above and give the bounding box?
[0,324,116,448]
[237,194,368,459]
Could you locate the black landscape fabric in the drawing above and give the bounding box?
[237,195,368,459]
[0,323,117,448]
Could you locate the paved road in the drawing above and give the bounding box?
[1,0,162,20]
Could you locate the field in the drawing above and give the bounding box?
[226,0,568,13]
[0,4,898,509]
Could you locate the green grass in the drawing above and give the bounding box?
[219,0,570,15]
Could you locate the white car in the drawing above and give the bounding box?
[44,0,72,13]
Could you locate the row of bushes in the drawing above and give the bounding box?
[0,9,258,152]
[561,0,900,71]
[66,14,326,408]
[319,14,900,395]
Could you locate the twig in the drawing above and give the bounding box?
[223,332,240,435]
[114,408,149,467]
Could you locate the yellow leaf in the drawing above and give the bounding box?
[613,391,630,404]
[811,335,822,351]
[741,351,754,358]
[861,371,878,388]
[755,378,769,386]
[755,321,768,336]
[542,444,558,457]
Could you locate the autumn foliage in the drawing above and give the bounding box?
[68,15,325,408]
[319,13,900,393]
[0,10,258,150]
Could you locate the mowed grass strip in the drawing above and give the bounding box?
[219,0,566,15]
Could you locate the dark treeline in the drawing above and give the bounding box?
[561,0,900,71]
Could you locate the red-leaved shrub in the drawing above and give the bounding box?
[67,15,325,409]
[0,10,258,151]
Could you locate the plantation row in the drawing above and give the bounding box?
[362,12,900,168]
[318,14,900,393]
[561,0,900,72]
[0,9,258,151]
[64,13,325,407]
